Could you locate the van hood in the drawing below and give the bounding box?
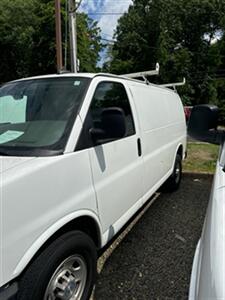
[0,156,35,173]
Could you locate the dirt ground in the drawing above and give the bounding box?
[92,173,213,300]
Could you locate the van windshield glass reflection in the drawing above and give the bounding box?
[0,77,90,156]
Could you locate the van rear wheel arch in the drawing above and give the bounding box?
[161,147,183,193]
[169,153,182,192]
[177,144,183,160]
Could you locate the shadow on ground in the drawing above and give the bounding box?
[93,173,213,300]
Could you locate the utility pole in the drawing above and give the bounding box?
[69,0,82,73]
[55,0,63,73]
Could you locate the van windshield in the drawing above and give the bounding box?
[0,77,90,156]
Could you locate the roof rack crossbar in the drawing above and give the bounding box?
[122,63,160,81]
[159,78,186,90]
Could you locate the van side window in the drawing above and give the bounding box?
[76,81,135,150]
[90,82,135,137]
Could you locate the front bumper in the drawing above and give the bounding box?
[0,282,18,300]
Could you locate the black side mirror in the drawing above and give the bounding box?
[90,107,126,144]
[188,104,225,145]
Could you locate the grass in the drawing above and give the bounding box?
[183,142,219,174]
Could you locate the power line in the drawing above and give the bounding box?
[101,32,225,59]
[89,0,131,2]
[101,38,115,43]
[98,37,225,59]
[109,42,225,59]
[101,32,114,37]
[88,12,124,15]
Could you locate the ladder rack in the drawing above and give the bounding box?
[121,64,186,90]
[122,63,160,84]
[159,78,186,90]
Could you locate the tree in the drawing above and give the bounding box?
[108,0,225,111]
[0,0,103,83]
[30,1,103,75]
[0,0,37,82]
[76,13,103,72]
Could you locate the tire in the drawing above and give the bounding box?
[162,154,182,192]
[17,231,97,300]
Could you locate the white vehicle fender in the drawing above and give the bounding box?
[13,210,103,277]
[174,143,184,163]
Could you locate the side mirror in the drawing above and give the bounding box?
[90,107,126,144]
[188,104,225,145]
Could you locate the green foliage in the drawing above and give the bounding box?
[0,0,37,82]
[108,0,225,121]
[0,0,103,83]
[183,142,219,174]
[76,14,103,72]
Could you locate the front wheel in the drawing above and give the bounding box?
[162,154,182,192]
[18,231,97,300]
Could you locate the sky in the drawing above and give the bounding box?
[79,0,133,66]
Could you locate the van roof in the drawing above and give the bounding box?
[10,72,148,82]
[7,72,152,84]
[10,73,96,82]
[8,72,176,94]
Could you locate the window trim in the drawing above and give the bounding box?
[75,80,136,151]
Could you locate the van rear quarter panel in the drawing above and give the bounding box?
[128,83,186,196]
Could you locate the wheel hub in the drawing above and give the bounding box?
[64,281,77,299]
[44,255,87,300]
[175,164,180,183]
[54,270,78,300]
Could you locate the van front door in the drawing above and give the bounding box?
[77,80,143,237]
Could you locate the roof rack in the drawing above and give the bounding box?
[122,63,160,84]
[159,78,186,91]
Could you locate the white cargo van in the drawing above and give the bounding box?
[0,73,186,300]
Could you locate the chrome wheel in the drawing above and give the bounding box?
[44,255,87,300]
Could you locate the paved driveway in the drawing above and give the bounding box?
[93,173,213,300]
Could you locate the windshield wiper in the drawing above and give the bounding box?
[0,148,63,157]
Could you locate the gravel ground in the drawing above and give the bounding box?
[92,173,213,300]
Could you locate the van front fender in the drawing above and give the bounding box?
[13,210,102,278]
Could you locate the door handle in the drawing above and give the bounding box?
[137,138,142,157]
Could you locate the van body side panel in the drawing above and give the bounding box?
[129,83,186,198]
[1,151,98,286]
[88,135,143,234]
[162,92,187,170]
